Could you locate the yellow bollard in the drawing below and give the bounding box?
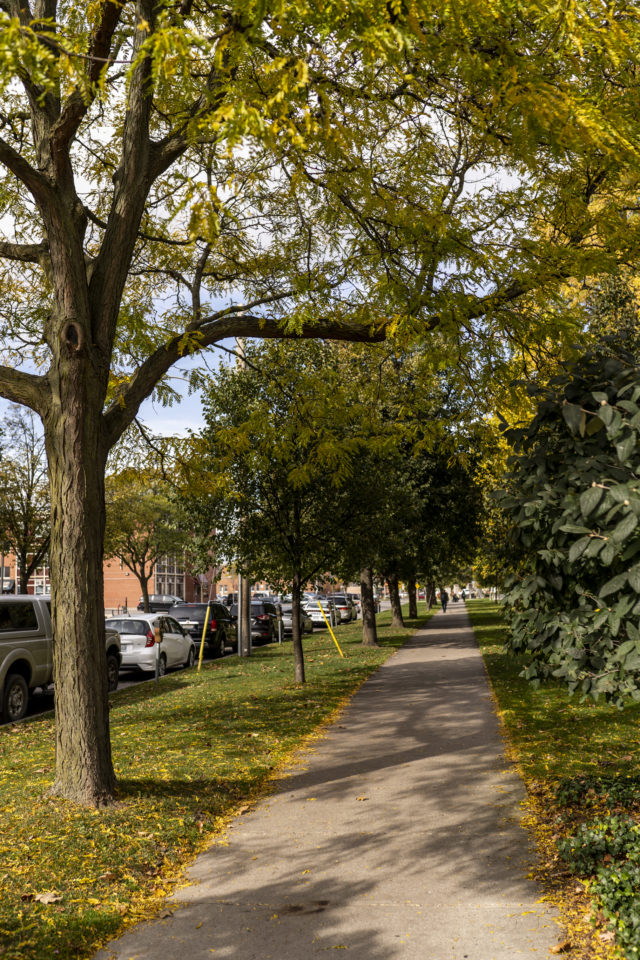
[317,603,345,658]
[197,603,212,671]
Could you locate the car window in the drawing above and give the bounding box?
[229,604,238,617]
[106,618,148,636]
[212,603,227,618]
[172,605,205,618]
[0,602,38,632]
[251,603,265,614]
[165,617,182,633]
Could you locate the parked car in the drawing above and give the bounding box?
[0,595,121,723]
[229,600,280,643]
[105,613,195,676]
[328,595,356,623]
[303,599,337,629]
[136,594,182,613]
[279,603,314,637]
[346,593,362,616]
[170,601,236,657]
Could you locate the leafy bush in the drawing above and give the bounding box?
[500,341,640,703]
[557,816,640,874]
[556,775,640,807]
[556,777,640,958]
[595,863,640,960]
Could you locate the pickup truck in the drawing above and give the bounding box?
[0,595,121,723]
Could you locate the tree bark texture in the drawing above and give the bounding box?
[387,572,405,628]
[408,579,418,619]
[427,580,436,610]
[291,569,306,683]
[360,567,378,646]
[240,574,251,657]
[44,382,115,806]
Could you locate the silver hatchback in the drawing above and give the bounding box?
[105,613,195,676]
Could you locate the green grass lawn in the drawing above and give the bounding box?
[467,598,640,960]
[0,609,427,960]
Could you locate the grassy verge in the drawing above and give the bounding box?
[467,598,640,960]
[0,608,427,960]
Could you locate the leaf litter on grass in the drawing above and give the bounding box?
[0,610,425,960]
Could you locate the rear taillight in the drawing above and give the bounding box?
[145,630,155,648]
[256,614,269,622]
[209,619,217,631]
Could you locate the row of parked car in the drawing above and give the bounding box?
[0,589,363,723]
[102,591,363,674]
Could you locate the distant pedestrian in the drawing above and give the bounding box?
[441,589,449,613]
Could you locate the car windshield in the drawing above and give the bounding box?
[106,618,148,636]
[172,605,207,618]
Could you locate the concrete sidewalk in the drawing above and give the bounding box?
[95,608,559,960]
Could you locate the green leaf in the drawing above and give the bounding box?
[579,485,605,517]
[611,512,638,543]
[616,434,637,463]
[599,573,628,597]
[628,566,640,593]
[562,402,586,435]
[614,639,636,660]
[568,536,591,562]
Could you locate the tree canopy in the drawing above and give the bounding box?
[1,0,640,804]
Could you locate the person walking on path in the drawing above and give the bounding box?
[441,587,449,612]
[95,606,558,960]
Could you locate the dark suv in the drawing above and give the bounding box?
[171,602,236,657]
[137,594,182,613]
[230,600,280,644]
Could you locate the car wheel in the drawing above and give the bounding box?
[158,653,167,677]
[106,653,120,692]
[3,674,28,723]
[185,645,196,669]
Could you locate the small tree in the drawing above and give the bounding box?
[185,340,386,682]
[104,470,189,612]
[0,406,50,592]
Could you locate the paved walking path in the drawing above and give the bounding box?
[95,608,559,960]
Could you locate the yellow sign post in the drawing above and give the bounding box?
[317,603,345,658]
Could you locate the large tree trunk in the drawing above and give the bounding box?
[387,572,404,628]
[44,390,115,807]
[18,549,29,594]
[427,579,436,610]
[407,579,418,619]
[139,574,151,613]
[240,573,251,656]
[360,567,378,646]
[291,569,306,683]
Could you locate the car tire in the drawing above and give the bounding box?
[3,674,28,723]
[158,653,167,677]
[106,653,120,692]
[185,645,196,669]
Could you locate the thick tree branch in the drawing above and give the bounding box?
[0,365,49,413]
[0,136,51,201]
[102,315,386,447]
[50,0,126,154]
[0,239,48,263]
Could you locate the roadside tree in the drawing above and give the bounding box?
[0,1,639,805]
[185,339,386,683]
[104,470,190,613]
[0,406,50,593]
